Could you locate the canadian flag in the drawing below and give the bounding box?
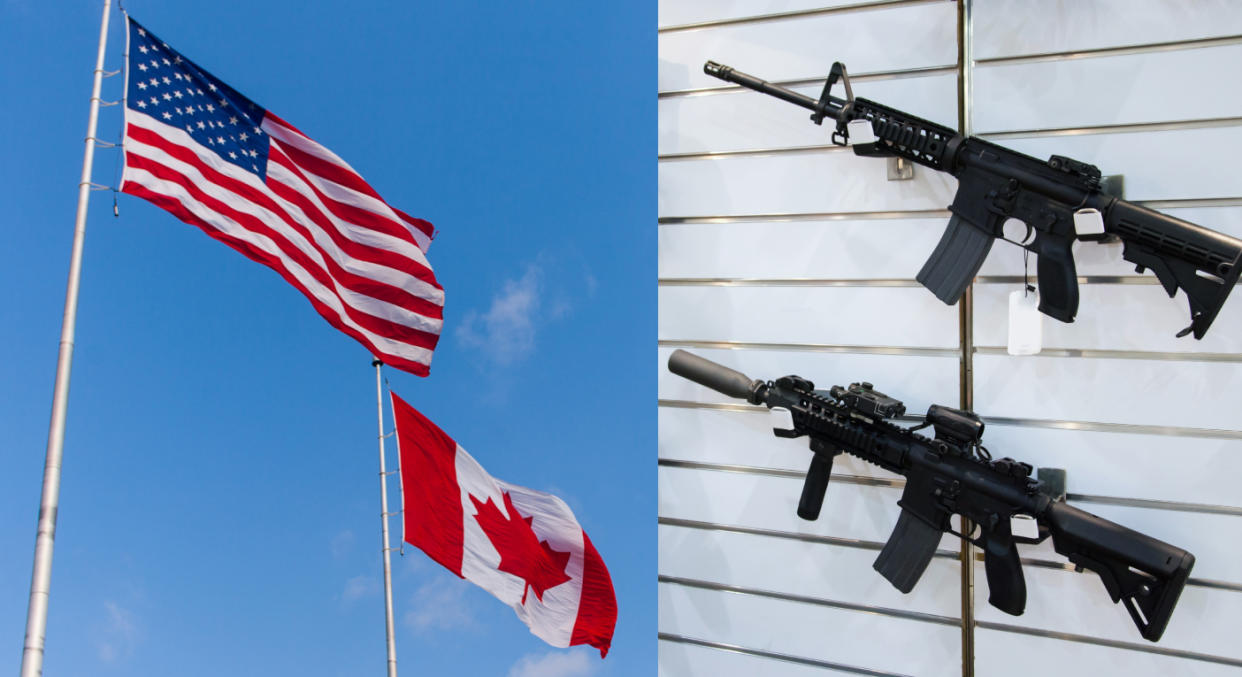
[391,393,617,657]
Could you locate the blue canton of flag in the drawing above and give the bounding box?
[127,21,270,179]
[120,17,445,376]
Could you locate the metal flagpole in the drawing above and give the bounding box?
[373,359,399,677]
[21,2,112,675]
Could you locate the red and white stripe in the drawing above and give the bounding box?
[392,393,618,657]
[121,109,442,376]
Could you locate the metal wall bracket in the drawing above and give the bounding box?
[1100,174,1124,199]
[887,156,915,181]
[1037,467,1067,502]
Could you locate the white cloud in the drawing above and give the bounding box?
[342,575,379,603]
[457,264,544,364]
[404,574,479,633]
[331,529,355,559]
[507,650,599,677]
[95,601,139,663]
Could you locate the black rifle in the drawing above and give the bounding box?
[703,60,1242,339]
[667,349,1194,642]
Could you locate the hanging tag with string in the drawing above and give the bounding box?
[1008,248,1042,355]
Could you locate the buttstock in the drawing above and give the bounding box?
[1047,502,1194,642]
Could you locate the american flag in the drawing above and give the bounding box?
[120,18,443,376]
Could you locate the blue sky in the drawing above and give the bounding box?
[1,2,652,675]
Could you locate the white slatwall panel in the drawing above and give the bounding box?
[660,582,962,677]
[658,1,957,92]
[658,2,964,674]
[660,526,962,617]
[972,0,1242,60]
[973,628,1242,677]
[658,287,959,347]
[659,151,958,217]
[659,218,949,279]
[659,0,878,29]
[970,1,1242,674]
[972,44,1242,133]
[659,640,875,677]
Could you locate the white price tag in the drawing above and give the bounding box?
[847,119,877,145]
[1010,514,1040,540]
[1008,289,1043,356]
[770,407,795,433]
[1074,208,1106,237]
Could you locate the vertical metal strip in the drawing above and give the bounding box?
[956,1,977,676]
[373,360,399,677]
[21,3,112,675]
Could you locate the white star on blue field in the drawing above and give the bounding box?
[0,3,653,675]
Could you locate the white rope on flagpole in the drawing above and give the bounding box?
[373,359,399,677]
[21,2,112,675]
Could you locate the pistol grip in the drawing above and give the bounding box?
[983,529,1027,616]
[797,453,835,520]
[873,508,942,593]
[917,213,996,305]
[1035,233,1080,323]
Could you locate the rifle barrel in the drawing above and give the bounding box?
[704,61,823,113]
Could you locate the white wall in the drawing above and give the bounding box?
[658,1,1242,675]
[967,1,1242,674]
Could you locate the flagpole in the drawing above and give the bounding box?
[373,359,399,677]
[21,2,112,675]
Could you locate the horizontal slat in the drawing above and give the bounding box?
[971,282,1242,354]
[973,44,1242,133]
[656,347,960,409]
[660,524,962,616]
[974,353,1242,430]
[998,127,1242,201]
[971,0,1242,61]
[975,626,1242,677]
[658,0,928,31]
[659,150,958,217]
[979,423,1242,509]
[658,464,962,553]
[658,286,960,348]
[659,637,893,677]
[658,1,957,92]
[974,562,1242,661]
[659,217,948,279]
[659,73,957,155]
[659,581,961,677]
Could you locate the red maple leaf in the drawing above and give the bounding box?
[470,491,572,605]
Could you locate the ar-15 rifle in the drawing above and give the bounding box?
[667,349,1194,642]
[703,60,1242,339]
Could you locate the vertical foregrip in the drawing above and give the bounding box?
[797,454,834,521]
